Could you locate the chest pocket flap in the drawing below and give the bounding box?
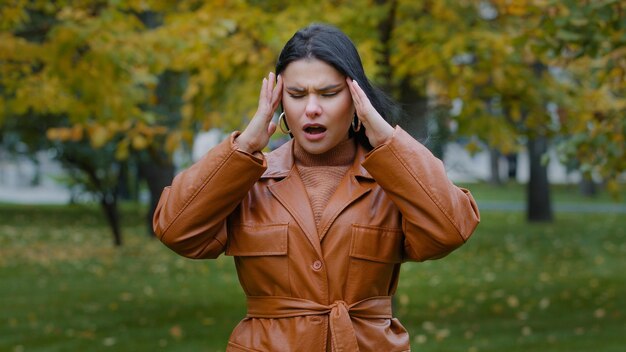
[350,224,403,263]
[226,223,288,256]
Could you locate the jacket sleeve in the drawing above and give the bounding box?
[153,132,267,259]
[361,126,480,262]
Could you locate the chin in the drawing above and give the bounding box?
[295,141,329,155]
[303,145,329,155]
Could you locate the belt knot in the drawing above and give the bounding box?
[329,300,348,316]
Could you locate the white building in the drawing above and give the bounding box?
[0,140,595,205]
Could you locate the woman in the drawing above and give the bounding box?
[154,24,480,352]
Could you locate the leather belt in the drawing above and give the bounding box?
[246,295,392,352]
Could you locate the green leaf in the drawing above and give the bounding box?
[556,29,583,42]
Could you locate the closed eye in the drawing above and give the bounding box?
[321,92,338,97]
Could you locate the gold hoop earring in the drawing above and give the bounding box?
[352,114,362,132]
[278,112,291,134]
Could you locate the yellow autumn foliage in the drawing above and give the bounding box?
[0,0,623,185]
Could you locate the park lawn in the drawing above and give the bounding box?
[457,181,626,204]
[0,203,624,351]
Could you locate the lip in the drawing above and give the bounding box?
[302,123,327,142]
[303,123,327,130]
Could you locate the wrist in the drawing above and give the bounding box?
[370,124,394,148]
[234,133,257,154]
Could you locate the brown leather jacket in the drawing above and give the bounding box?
[154,126,480,352]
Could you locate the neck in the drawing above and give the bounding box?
[293,138,356,167]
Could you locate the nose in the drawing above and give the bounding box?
[305,95,322,118]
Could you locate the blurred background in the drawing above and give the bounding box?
[1,1,624,351]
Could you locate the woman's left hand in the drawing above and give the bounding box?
[346,78,394,147]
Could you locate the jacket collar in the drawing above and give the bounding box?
[263,138,375,255]
[261,139,374,180]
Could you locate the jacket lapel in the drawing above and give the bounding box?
[318,144,373,241]
[262,139,375,252]
[264,141,323,257]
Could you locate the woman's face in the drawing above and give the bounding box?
[281,58,355,154]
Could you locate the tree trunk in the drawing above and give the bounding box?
[31,157,41,186]
[375,0,397,93]
[579,178,597,197]
[427,107,451,160]
[526,136,553,222]
[398,79,429,141]
[117,161,133,200]
[506,153,518,181]
[139,159,175,237]
[489,148,502,185]
[139,65,184,236]
[60,149,125,246]
[101,193,122,246]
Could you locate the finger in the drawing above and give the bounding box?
[270,75,283,110]
[352,80,376,116]
[349,79,362,105]
[259,78,268,104]
[347,78,362,111]
[352,80,368,106]
[267,121,277,136]
[267,72,275,104]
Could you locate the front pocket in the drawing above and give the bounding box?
[350,224,403,263]
[226,223,288,256]
[347,225,403,297]
[225,223,290,296]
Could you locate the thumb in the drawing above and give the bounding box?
[267,121,277,136]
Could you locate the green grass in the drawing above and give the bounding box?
[1,203,624,351]
[459,181,626,204]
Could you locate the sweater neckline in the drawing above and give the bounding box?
[293,138,357,167]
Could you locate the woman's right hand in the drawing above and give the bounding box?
[235,72,283,154]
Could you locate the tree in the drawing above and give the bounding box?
[1,2,175,245]
[389,1,562,221]
[1,0,624,242]
[533,0,626,197]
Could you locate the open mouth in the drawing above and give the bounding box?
[304,125,327,134]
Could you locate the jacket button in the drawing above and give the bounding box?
[311,260,323,271]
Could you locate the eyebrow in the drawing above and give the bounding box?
[286,83,343,93]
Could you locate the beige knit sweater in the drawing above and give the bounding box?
[293,138,357,233]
